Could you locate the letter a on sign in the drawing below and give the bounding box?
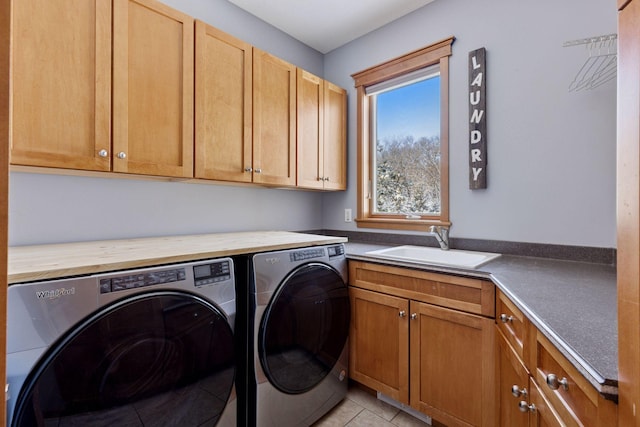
[468,48,487,189]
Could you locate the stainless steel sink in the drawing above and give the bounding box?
[365,245,501,269]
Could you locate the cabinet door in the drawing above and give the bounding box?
[10,0,112,171]
[113,0,194,178]
[529,380,565,427]
[323,81,347,190]
[349,286,409,404]
[253,49,296,186]
[296,69,324,189]
[410,301,496,427]
[497,329,530,427]
[194,21,252,182]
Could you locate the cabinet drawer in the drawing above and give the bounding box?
[496,290,527,362]
[349,261,495,317]
[533,330,598,426]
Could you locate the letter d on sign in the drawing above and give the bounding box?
[468,47,487,189]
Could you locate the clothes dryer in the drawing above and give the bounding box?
[249,244,350,426]
[7,258,238,427]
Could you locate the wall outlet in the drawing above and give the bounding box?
[344,208,352,222]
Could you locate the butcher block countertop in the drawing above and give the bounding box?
[8,231,347,284]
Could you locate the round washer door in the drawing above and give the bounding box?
[12,291,235,427]
[259,263,350,394]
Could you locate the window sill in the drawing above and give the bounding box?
[355,217,451,232]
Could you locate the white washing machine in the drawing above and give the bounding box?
[249,244,350,426]
[6,258,238,427]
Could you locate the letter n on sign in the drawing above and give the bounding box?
[469,47,487,189]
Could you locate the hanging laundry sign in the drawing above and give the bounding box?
[469,47,487,189]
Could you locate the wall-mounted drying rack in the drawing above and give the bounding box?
[563,33,617,91]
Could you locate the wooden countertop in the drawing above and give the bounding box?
[8,231,347,284]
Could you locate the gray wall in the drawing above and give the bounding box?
[322,0,618,248]
[9,0,324,246]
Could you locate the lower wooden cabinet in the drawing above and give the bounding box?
[496,290,618,427]
[497,329,530,426]
[348,260,496,427]
[410,301,496,426]
[496,333,570,427]
[350,287,409,402]
[528,380,566,427]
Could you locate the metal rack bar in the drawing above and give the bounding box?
[563,33,617,48]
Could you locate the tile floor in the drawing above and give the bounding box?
[312,384,434,427]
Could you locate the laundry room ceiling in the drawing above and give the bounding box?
[226,0,436,53]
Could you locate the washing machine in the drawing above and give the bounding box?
[249,243,350,426]
[6,257,238,427]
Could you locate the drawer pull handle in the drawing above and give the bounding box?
[546,373,569,391]
[511,385,527,398]
[399,310,406,318]
[499,314,514,323]
[410,313,418,320]
[518,401,536,413]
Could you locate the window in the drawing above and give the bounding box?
[352,37,454,231]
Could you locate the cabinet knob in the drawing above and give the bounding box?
[324,177,330,181]
[546,373,569,391]
[499,313,514,323]
[255,168,262,173]
[245,167,252,172]
[117,152,127,160]
[410,313,418,320]
[318,177,324,181]
[511,385,527,398]
[399,310,406,318]
[98,149,108,158]
[518,401,536,413]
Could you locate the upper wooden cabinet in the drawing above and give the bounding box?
[322,81,347,190]
[253,49,297,187]
[112,0,194,178]
[9,1,346,189]
[9,0,112,171]
[297,70,324,189]
[297,70,347,190]
[194,20,252,183]
[10,0,194,178]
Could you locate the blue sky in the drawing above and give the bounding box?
[376,76,440,142]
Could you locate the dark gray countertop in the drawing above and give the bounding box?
[345,242,618,399]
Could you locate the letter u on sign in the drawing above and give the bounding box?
[468,47,487,189]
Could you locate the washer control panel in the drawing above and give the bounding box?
[193,260,232,287]
[98,259,233,294]
[100,268,187,294]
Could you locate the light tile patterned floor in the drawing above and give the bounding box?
[312,385,432,427]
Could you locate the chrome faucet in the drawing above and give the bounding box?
[429,226,450,250]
